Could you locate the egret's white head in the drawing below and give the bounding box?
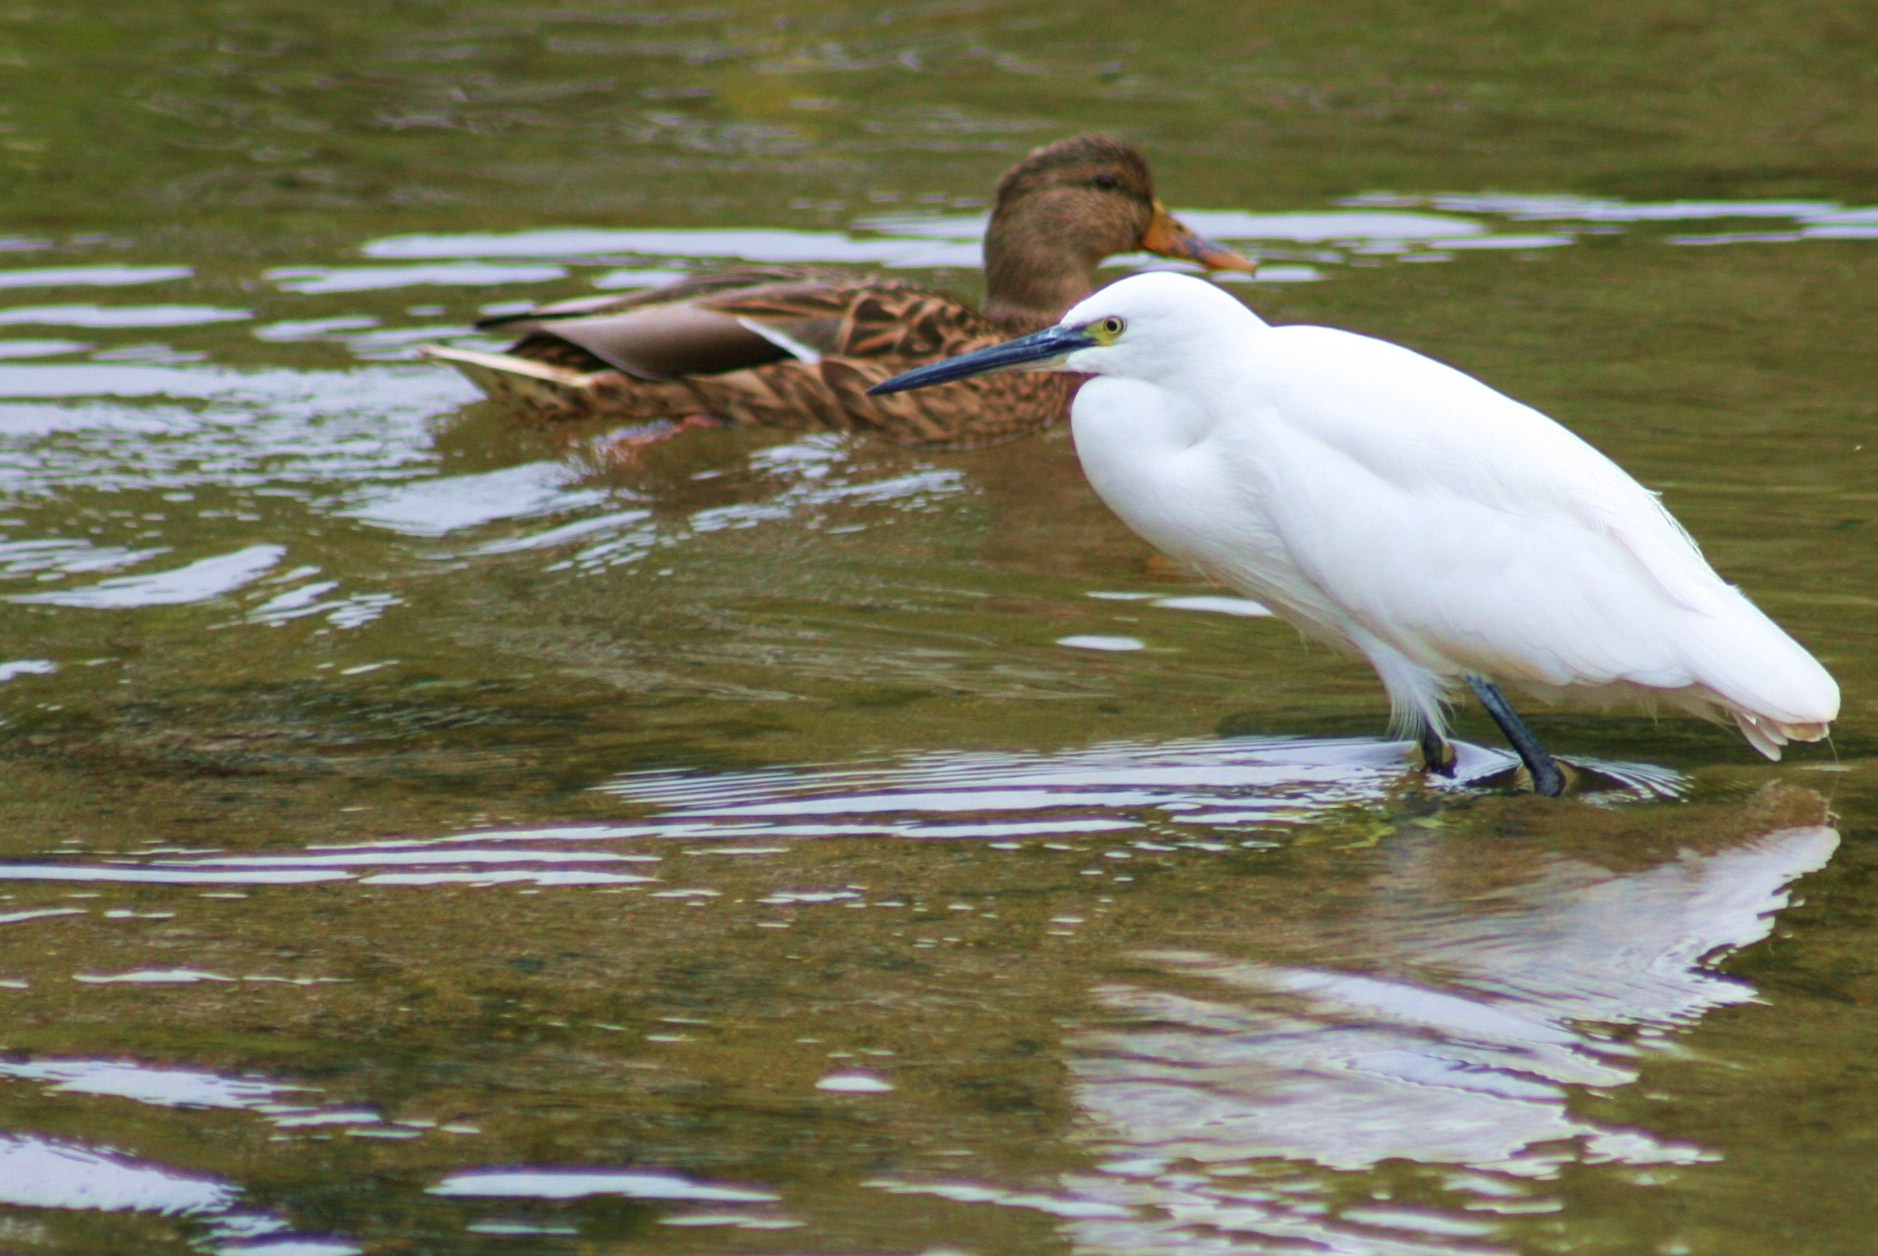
[1058,272,1260,381]
[869,271,1260,395]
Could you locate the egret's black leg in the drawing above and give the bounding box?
[1465,675,1564,797]
[1416,720,1456,777]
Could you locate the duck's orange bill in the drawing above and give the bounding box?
[1140,202,1256,273]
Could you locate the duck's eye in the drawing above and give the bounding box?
[1091,172,1121,190]
[1100,315,1126,337]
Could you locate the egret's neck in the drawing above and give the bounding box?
[1073,373,1220,454]
[1066,373,1238,597]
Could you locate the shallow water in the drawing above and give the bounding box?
[1,3,1875,1253]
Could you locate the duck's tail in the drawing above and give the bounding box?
[417,345,693,424]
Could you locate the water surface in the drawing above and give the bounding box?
[1,3,1874,1253]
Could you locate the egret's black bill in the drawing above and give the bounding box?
[869,325,1096,395]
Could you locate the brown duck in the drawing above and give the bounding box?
[419,135,1255,449]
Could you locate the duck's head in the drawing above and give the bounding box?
[870,271,1259,395]
[983,135,1254,323]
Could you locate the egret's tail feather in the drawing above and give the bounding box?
[1733,711,1787,760]
[1666,585,1839,761]
[1730,710,1831,761]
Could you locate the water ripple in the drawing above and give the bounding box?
[341,461,605,537]
[602,734,1684,843]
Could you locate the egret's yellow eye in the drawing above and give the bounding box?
[1098,316,1126,338]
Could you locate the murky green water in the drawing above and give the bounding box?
[1,3,1874,1253]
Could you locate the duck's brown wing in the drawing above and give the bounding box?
[707,284,1074,447]
[475,266,873,379]
[427,269,1073,445]
[615,279,1070,447]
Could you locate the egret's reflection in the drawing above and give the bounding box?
[1058,787,1836,1254]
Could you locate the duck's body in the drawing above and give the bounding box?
[421,136,1253,448]
[428,265,1075,448]
[873,273,1838,792]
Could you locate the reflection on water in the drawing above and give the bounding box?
[598,745,1822,1252]
[0,1058,310,1112]
[0,827,663,890]
[266,262,570,296]
[0,364,456,498]
[340,462,606,537]
[603,733,1684,838]
[0,730,1844,1251]
[0,305,250,329]
[1056,807,1838,1253]
[366,225,974,267]
[0,266,194,291]
[432,1168,781,1204]
[0,1131,360,1255]
[1362,192,1851,223]
[0,1133,234,1215]
[12,544,284,609]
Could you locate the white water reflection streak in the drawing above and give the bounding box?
[431,1166,799,1233]
[0,1131,361,1253]
[11,543,284,608]
[0,822,670,891]
[0,1132,234,1214]
[0,1059,309,1110]
[432,1168,778,1203]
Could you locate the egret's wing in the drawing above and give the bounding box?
[1228,328,1834,724]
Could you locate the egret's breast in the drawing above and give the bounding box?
[1069,377,1307,609]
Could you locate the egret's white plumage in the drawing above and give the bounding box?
[874,271,1837,783]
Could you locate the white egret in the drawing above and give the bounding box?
[872,272,1838,795]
